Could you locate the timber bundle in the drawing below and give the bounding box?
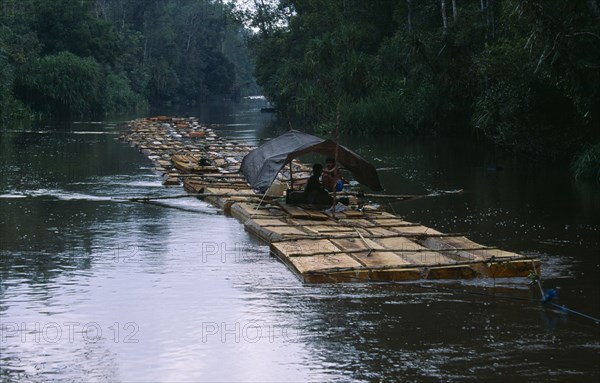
[121,116,540,283]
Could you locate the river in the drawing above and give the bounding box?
[1,99,598,382]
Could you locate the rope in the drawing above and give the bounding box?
[387,198,399,217]
[548,302,600,324]
[354,228,374,257]
[251,189,271,217]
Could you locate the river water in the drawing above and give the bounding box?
[1,99,598,382]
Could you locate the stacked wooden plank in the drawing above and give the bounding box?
[121,116,541,283]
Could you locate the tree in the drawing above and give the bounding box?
[1,0,252,118]
[14,51,106,116]
[473,0,600,155]
[32,0,120,65]
[242,0,599,174]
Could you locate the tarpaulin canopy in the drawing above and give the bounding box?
[240,130,383,192]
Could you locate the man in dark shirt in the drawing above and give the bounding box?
[304,163,333,205]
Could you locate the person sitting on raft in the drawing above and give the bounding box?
[322,157,343,192]
[304,164,333,205]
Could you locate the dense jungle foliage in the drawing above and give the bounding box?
[1,0,598,179]
[0,0,257,119]
[237,0,599,180]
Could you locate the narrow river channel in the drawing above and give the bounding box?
[1,99,598,382]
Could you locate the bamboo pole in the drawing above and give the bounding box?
[270,232,467,242]
[304,255,538,274]
[115,192,274,202]
[184,182,250,189]
[286,246,497,257]
[257,221,420,228]
[331,190,463,199]
[166,173,246,179]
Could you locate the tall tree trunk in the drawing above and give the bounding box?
[483,0,491,40]
[590,0,600,21]
[255,0,272,39]
[485,0,490,28]
[143,39,148,63]
[406,0,413,33]
[452,0,458,20]
[489,0,495,39]
[441,0,448,31]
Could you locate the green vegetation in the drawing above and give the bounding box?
[0,0,257,120]
[2,1,597,180]
[238,0,600,179]
[15,52,109,115]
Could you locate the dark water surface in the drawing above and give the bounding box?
[1,99,598,382]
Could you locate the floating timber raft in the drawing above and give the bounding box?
[121,116,541,283]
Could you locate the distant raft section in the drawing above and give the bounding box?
[120,116,541,283]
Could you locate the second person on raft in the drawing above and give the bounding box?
[322,157,343,192]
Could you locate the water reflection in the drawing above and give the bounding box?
[1,101,599,382]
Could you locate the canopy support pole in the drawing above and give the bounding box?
[289,162,293,190]
[332,101,341,219]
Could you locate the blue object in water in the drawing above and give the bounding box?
[543,289,557,302]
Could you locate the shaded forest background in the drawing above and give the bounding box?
[237,0,599,180]
[1,0,598,179]
[0,0,257,119]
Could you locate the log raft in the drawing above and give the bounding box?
[121,116,541,283]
